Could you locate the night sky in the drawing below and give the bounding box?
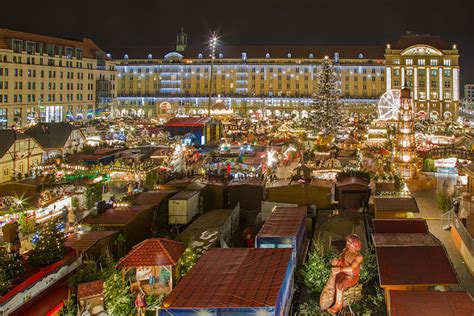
[2,0,473,86]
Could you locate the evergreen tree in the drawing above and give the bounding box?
[28,219,66,267]
[310,57,345,135]
[0,249,24,296]
[103,270,133,316]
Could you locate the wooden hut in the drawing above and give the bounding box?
[116,238,185,295]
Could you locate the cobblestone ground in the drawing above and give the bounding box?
[411,188,474,295]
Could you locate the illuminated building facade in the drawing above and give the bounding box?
[0,29,117,129]
[115,29,386,118]
[394,87,417,179]
[385,34,460,120]
[115,31,460,120]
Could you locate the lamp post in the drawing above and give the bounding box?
[207,32,218,117]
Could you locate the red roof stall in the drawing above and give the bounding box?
[117,238,185,295]
[164,117,221,145]
[372,219,458,291]
[160,248,294,316]
[388,290,473,316]
[256,207,307,266]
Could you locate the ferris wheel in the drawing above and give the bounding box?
[378,89,401,120]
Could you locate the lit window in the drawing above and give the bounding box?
[443,59,451,66]
[418,59,425,66]
[405,59,413,65]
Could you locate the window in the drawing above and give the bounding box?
[444,69,451,77]
[443,59,451,66]
[418,59,425,66]
[431,69,437,77]
[430,59,438,66]
[394,69,400,76]
[405,59,413,65]
[3,167,9,176]
[406,69,413,76]
[393,58,400,65]
[12,40,23,53]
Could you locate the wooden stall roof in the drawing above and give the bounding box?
[82,204,154,226]
[373,219,429,234]
[375,245,458,286]
[162,248,292,308]
[77,280,104,300]
[134,190,177,206]
[116,238,185,268]
[336,177,369,187]
[169,190,199,200]
[65,230,118,253]
[257,207,307,238]
[389,290,473,316]
[373,196,420,213]
[227,178,266,187]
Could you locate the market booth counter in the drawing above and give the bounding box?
[160,248,294,316]
[116,238,185,295]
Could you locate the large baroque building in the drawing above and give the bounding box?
[0,29,117,129]
[385,35,460,120]
[115,31,460,120]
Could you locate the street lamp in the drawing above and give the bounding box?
[207,32,218,117]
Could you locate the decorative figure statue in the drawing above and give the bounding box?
[135,286,147,316]
[320,234,363,314]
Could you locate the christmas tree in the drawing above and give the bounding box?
[0,249,24,296]
[310,57,345,136]
[28,219,66,267]
[103,270,133,316]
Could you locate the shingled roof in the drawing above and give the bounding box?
[0,28,105,59]
[116,238,185,268]
[24,122,80,149]
[0,130,32,158]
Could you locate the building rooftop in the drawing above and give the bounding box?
[0,28,106,59]
[391,34,452,50]
[24,122,81,149]
[0,130,34,158]
[257,207,307,238]
[112,45,386,61]
[162,248,292,309]
[116,238,185,268]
